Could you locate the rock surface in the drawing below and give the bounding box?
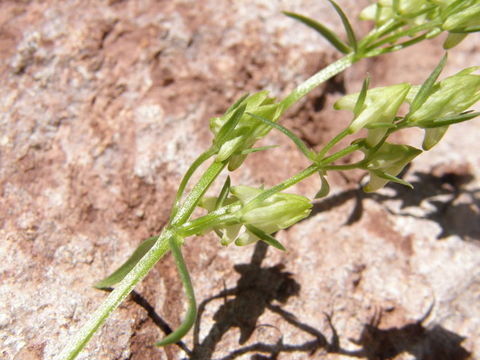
[0,1,479,359]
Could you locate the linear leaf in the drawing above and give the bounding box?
[245,224,286,251]
[239,145,279,155]
[156,235,197,346]
[215,176,231,209]
[408,53,447,117]
[94,236,158,289]
[226,93,249,114]
[283,11,351,54]
[215,103,246,145]
[373,170,413,188]
[327,0,358,52]
[417,111,480,128]
[314,171,330,198]
[247,112,316,161]
[353,76,370,117]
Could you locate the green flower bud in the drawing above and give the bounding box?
[199,186,312,246]
[363,142,422,192]
[360,3,394,25]
[232,186,312,233]
[210,91,283,170]
[360,0,431,26]
[442,2,480,33]
[335,83,410,146]
[407,68,480,149]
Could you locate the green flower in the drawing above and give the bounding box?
[406,68,480,149]
[442,1,480,33]
[360,0,432,26]
[335,83,411,146]
[362,142,422,192]
[200,186,312,246]
[210,91,283,170]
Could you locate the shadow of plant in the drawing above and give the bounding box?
[329,306,471,360]
[187,241,333,360]
[312,167,480,241]
[127,240,472,360]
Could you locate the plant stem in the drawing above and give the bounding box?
[240,142,362,213]
[170,148,216,222]
[316,128,350,160]
[171,160,227,226]
[55,230,172,360]
[280,54,356,112]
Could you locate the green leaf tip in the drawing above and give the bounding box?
[283,11,351,54]
[245,224,286,251]
[94,236,158,289]
[326,0,358,53]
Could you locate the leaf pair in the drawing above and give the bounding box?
[284,0,358,54]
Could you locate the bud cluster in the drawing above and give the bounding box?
[200,186,312,247]
[360,0,480,49]
[334,64,480,191]
[210,91,284,170]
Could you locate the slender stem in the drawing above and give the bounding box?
[170,149,216,222]
[241,142,362,214]
[318,143,362,166]
[171,160,227,226]
[280,54,356,112]
[323,162,365,171]
[55,231,172,360]
[316,128,350,160]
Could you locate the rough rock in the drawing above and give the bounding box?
[0,1,479,359]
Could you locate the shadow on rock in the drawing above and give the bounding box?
[188,241,334,360]
[126,241,472,360]
[330,306,471,360]
[311,167,480,241]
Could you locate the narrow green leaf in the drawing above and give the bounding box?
[417,111,480,128]
[239,145,279,155]
[247,112,316,161]
[450,26,480,34]
[353,76,370,118]
[283,11,351,54]
[94,236,158,289]
[215,176,231,209]
[408,53,447,118]
[326,0,358,53]
[314,171,330,198]
[373,170,413,189]
[156,235,197,346]
[215,103,246,145]
[245,224,286,251]
[226,93,249,114]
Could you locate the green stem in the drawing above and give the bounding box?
[170,149,216,222]
[55,231,172,360]
[318,143,362,166]
[280,54,356,112]
[316,128,350,160]
[241,142,362,213]
[171,160,227,226]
